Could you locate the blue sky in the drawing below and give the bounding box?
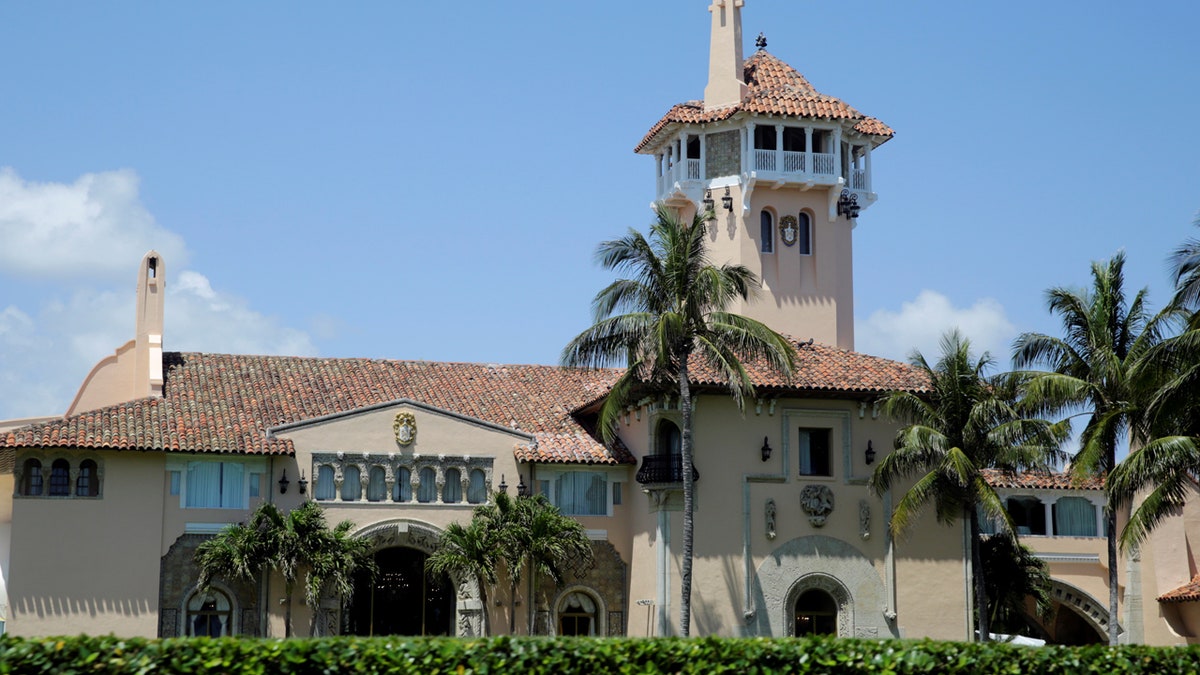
[1,0,1197,420]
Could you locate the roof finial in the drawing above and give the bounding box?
[755,32,767,50]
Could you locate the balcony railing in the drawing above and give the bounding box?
[636,454,699,485]
[749,150,838,180]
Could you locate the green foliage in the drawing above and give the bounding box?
[195,501,375,637]
[5,635,1200,675]
[980,532,1052,634]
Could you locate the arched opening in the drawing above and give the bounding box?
[655,420,681,456]
[557,590,602,636]
[345,547,455,636]
[793,589,837,636]
[76,459,99,497]
[21,459,43,496]
[186,588,233,637]
[48,459,71,496]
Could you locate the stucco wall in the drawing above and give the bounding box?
[9,451,165,637]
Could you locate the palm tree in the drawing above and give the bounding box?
[1013,252,1167,645]
[870,329,1064,642]
[562,204,796,636]
[980,532,1052,636]
[426,514,502,636]
[520,493,593,634]
[196,501,374,637]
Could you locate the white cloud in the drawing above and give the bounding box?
[0,167,187,280]
[856,290,1017,366]
[0,169,318,420]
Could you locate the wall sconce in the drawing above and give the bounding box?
[837,189,860,219]
[517,475,530,497]
[278,470,290,495]
[702,189,715,216]
[760,436,772,462]
[498,474,509,494]
[865,440,876,465]
[297,470,308,495]
[722,186,734,211]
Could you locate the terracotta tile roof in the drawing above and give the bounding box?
[981,469,1105,491]
[689,338,930,396]
[1,353,628,465]
[1159,576,1200,603]
[635,51,893,153]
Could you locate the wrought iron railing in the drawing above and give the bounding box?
[635,454,699,484]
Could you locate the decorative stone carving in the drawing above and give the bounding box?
[765,499,777,540]
[393,411,417,446]
[800,484,834,527]
[858,500,870,540]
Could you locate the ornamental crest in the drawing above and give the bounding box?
[800,484,834,527]
[393,412,417,447]
[779,215,799,247]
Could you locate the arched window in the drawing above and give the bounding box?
[558,590,600,636]
[21,459,43,496]
[656,420,681,456]
[794,589,837,636]
[366,466,387,502]
[314,465,336,501]
[186,589,233,637]
[760,211,774,254]
[797,212,812,255]
[417,467,437,503]
[393,467,412,502]
[341,466,361,502]
[48,459,70,496]
[467,469,487,504]
[1054,497,1098,537]
[443,468,463,503]
[76,459,99,497]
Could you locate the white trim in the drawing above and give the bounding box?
[1036,553,1101,563]
[184,522,233,535]
[585,529,608,540]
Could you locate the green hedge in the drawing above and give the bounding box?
[1,635,1199,674]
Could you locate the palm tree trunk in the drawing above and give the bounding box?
[679,356,694,637]
[969,509,989,642]
[1107,504,1119,645]
[284,581,294,638]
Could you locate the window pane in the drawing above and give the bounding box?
[221,463,245,509]
[22,459,43,496]
[169,470,181,496]
[797,213,812,255]
[394,467,412,502]
[417,468,437,503]
[799,428,831,476]
[248,473,261,498]
[186,463,222,508]
[315,465,336,501]
[467,469,487,504]
[77,460,98,497]
[341,466,361,501]
[556,472,607,516]
[760,212,774,254]
[443,469,462,503]
[48,459,70,496]
[367,467,387,502]
[1054,497,1097,537]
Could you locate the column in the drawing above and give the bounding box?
[656,507,671,636]
[1041,497,1055,536]
[748,122,756,170]
[1093,498,1106,537]
[775,123,784,173]
[804,127,813,175]
[864,143,873,192]
[832,127,842,181]
[699,132,707,180]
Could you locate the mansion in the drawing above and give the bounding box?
[4,0,1200,645]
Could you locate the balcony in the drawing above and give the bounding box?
[749,149,839,184]
[635,454,699,485]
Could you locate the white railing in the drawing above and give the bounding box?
[754,149,776,172]
[686,158,701,180]
[782,150,806,173]
[850,169,867,190]
[812,152,835,176]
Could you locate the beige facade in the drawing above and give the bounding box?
[0,0,1192,647]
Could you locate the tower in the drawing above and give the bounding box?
[635,0,892,350]
[133,250,165,399]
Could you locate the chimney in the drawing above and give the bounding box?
[134,251,165,398]
[703,0,748,111]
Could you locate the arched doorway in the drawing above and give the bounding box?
[794,589,838,636]
[185,588,234,637]
[345,547,455,636]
